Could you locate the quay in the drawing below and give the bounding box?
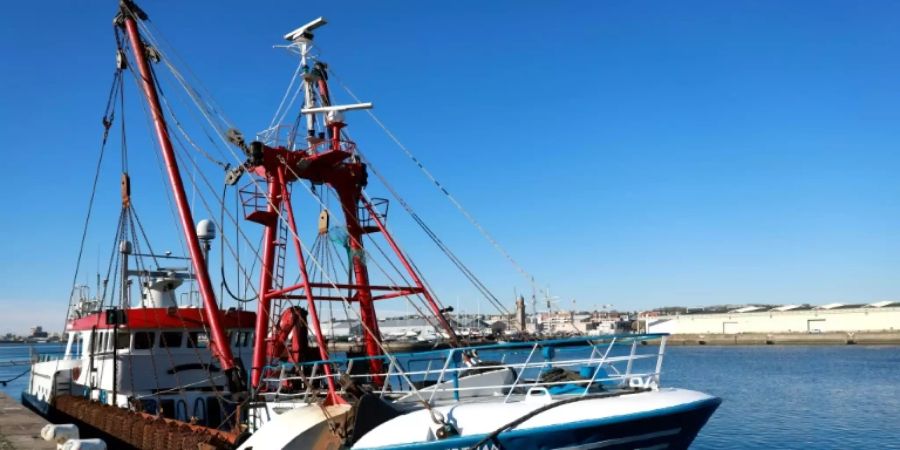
[656,331,900,346]
[0,393,55,450]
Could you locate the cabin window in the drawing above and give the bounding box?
[133,332,155,350]
[115,331,130,349]
[232,331,251,347]
[101,332,110,352]
[187,332,209,348]
[160,331,183,348]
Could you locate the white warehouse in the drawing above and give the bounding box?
[644,302,900,334]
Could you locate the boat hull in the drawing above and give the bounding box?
[21,392,137,450]
[354,393,721,450]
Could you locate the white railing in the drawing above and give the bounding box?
[256,333,668,406]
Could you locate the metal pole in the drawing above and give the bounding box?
[120,8,242,391]
[338,189,384,381]
[279,168,343,403]
[250,175,283,389]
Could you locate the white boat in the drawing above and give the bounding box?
[242,334,719,450]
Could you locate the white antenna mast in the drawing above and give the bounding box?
[282,17,373,150]
[284,17,328,144]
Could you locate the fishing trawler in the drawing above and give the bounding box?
[23,1,719,449]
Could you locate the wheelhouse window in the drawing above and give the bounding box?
[187,332,209,348]
[231,331,252,347]
[115,331,130,349]
[160,331,183,348]
[133,332,155,350]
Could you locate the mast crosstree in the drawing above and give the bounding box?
[230,18,459,395]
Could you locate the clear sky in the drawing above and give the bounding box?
[2,1,900,334]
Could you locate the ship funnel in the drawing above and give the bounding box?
[141,276,184,308]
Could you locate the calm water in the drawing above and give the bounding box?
[664,346,900,449]
[0,343,64,399]
[3,343,899,448]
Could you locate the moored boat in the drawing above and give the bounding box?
[23,2,720,448]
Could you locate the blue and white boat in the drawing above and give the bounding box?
[240,334,720,450]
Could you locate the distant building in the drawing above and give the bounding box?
[515,296,527,332]
[379,317,440,339]
[643,301,900,334]
[30,326,48,338]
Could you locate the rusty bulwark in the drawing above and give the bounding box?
[54,395,240,450]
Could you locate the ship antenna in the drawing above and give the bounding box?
[284,17,328,144]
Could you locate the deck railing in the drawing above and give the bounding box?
[257,333,668,405]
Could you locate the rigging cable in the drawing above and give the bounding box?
[329,66,547,300]
[220,184,255,302]
[62,67,123,329]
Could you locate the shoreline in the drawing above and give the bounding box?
[648,331,900,346]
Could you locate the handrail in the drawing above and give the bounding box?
[271,333,668,369]
[256,334,667,405]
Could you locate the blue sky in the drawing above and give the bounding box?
[2,1,900,334]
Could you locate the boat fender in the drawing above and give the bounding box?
[61,438,106,450]
[40,424,79,444]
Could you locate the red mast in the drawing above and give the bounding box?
[241,18,458,392]
[118,1,245,394]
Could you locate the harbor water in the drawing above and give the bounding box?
[3,343,899,449]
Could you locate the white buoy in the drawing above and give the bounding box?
[40,423,78,444]
[61,438,106,450]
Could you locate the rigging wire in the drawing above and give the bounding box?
[220,185,255,302]
[63,68,123,329]
[328,66,547,300]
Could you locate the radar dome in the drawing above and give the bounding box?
[196,219,216,241]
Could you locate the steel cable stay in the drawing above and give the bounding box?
[327,65,549,301]
[219,186,256,303]
[62,67,124,330]
[359,157,512,317]
[122,55,191,260]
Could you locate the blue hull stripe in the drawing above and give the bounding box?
[556,428,682,449]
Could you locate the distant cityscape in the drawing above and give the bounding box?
[4,299,898,344]
[0,326,62,343]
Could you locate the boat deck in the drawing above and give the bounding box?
[0,393,55,450]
